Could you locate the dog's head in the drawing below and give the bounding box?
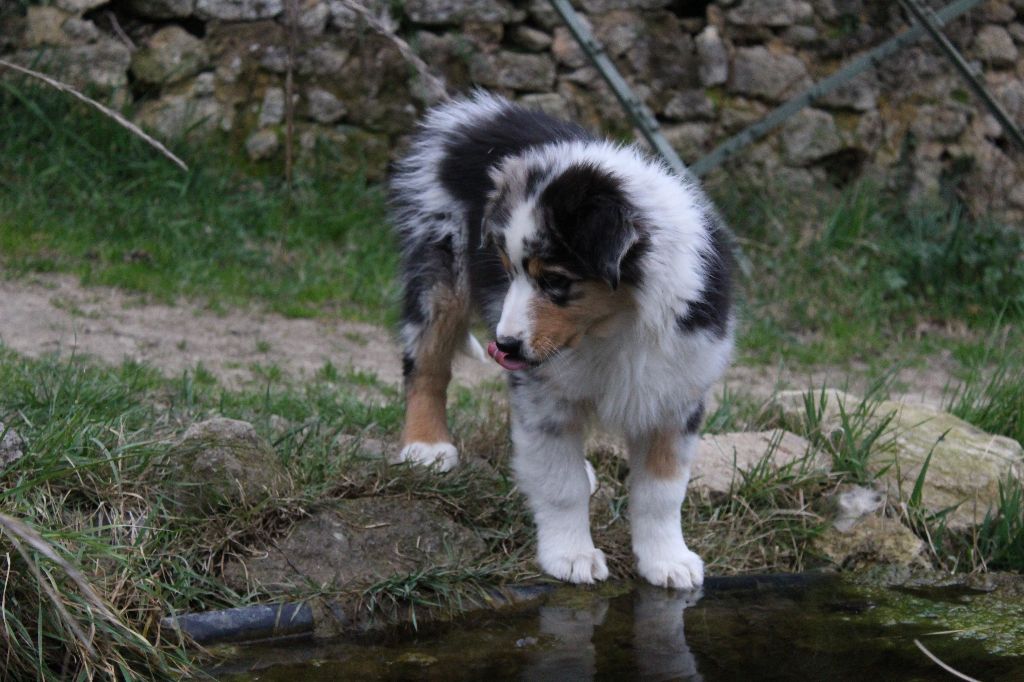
[482,160,645,371]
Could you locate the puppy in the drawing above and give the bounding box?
[389,92,733,589]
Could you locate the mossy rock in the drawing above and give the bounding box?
[166,417,290,514]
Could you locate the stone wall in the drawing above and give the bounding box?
[2,0,1024,216]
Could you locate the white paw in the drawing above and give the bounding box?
[394,441,458,472]
[585,459,598,496]
[539,546,609,584]
[636,548,704,590]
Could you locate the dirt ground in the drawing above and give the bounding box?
[0,274,956,407]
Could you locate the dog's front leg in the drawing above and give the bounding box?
[511,394,606,584]
[628,426,704,590]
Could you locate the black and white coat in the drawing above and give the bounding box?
[390,92,734,589]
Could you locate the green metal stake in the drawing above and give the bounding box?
[901,0,1024,154]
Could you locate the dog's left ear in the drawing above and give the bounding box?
[540,163,640,290]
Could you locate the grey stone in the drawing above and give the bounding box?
[25,7,73,47]
[135,94,230,139]
[327,0,390,29]
[294,0,330,34]
[222,497,485,593]
[511,25,552,52]
[195,0,282,21]
[1,422,25,471]
[334,36,417,134]
[662,122,713,162]
[663,89,716,121]
[695,26,728,87]
[126,0,194,19]
[979,0,1016,23]
[782,109,844,164]
[306,87,347,123]
[246,129,280,160]
[594,9,644,58]
[815,516,928,569]
[974,24,1019,66]
[403,0,523,25]
[9,40,132,92]
[552,25,589,68]
[911,105,969,141]
[1008,23,1024,45]
[527,0,560,29]
[817,69,878,111]
[580,0,670,12]
[518,92,573,120]
[831,484,885,532]
[719,96,767,132]
[781,24,818,45]
[772,389,1024,530]
[61,17,100,43]
[55,0,109,12]
[165,418,290,513]
[131,26,209,85]
[470,51,556,91]
[258,86,286,127]
[730,46,811,101]
[727,0,813,27]
[189,72,216,97]
[693,431,827,498]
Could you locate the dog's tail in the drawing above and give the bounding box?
[462,333,489,363]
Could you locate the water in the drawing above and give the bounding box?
[213,574,1023,680]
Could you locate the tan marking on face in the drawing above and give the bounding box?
[401,285,468,446]
[526,257,544,280]
[499,251,511,273]
[645,429,683,479]
[528,282,632,360]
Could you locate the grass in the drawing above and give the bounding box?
[0,82,398,323]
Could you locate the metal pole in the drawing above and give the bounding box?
[690,0,985,176]
[901,0,1024,154]
[547,0,689,178]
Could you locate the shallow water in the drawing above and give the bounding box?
[213,574,1023,681]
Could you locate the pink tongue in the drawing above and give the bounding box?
[487,340,530,371]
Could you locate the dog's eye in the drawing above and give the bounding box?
[539,273,573,291]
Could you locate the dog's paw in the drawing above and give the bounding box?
[394,441,458,472]
[636,548,704,590]
[540,546,609,584]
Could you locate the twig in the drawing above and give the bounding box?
[335,0,448,103]
[0,58,188,172]
[913,639,981,682]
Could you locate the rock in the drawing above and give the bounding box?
[594,9,645,58]
[135,93,229,138]
[61,17,100,44]
[126,0,195,19]
[527,0,560,29]
[781,108,844,164]
[131,26,209,85]
[335,36,417,134]
[306,87,346,123]
[195,0,283,21]
[327,0,390,29]
[291,0,329,34]
[911,105,969,141]
[517,92,573,120]
[816,69,878,111]
[25,7,73,48]
[469,51,556,91]
[662,122,713,160]
[727,0,814,27]
[222,497,485,592]
[695,26,728,87]
[979,1,1016,23]
[663,89,716,121]
[258,86,286,127]
[642,11,699,89]
[815,516,928,569]
[552,26,588,69]
[403,0,523,25]
[580,0,671,12]
[246,129,280,160]
[781,24,819,46]
[771,389,1024,530]
[165,418,289,513]
[1,422,25,471]
[8,40,132,93]
[729,46,812,102]
[511,25,552,52]
[55,0,109,12]
[974,24,1019,67]
[719,96,767,132]
[1008,23,1024,45]
[693,430,826,498]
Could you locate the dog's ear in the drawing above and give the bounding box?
[540,163,639,290]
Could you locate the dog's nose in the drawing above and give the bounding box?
[495,337,523,356]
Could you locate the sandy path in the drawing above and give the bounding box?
[0,273,954,407]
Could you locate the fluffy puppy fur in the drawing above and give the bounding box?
[390,92,734,589]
